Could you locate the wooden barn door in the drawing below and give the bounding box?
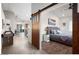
[32,13,40,49]
[73,3,79,54]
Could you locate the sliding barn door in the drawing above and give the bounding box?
[32,13,40,49]
[73,3,79,54]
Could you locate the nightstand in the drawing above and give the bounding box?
[43,34,50,42]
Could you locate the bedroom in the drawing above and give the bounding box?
[40,3,72,54]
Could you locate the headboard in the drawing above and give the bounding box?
[45,27,60,34]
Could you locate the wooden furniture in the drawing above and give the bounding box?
[2,31,14,48]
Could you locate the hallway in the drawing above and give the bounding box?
[2,32,46,54]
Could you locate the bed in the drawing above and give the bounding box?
[46,27,72,46]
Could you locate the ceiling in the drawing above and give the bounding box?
[2,3,31,21]
[2,3,72,21]
[2,3,51,20]
[32,3,51,13]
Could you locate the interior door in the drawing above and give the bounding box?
[32,13,40,49]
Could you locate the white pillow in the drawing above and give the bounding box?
[55,30,62,35]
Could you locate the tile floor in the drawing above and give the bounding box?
[2,32,72,54]
[2,32,46,54]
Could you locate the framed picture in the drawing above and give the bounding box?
[48,18,56,25]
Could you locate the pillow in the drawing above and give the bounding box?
[55,30,62,34]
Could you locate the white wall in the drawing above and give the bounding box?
[1,7,5,33]
[59,17,72,33]
[27,20,32,44]
[3,10,17,33]
[1,8,5,20]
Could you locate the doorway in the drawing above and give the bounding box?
[16,24,24,33]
